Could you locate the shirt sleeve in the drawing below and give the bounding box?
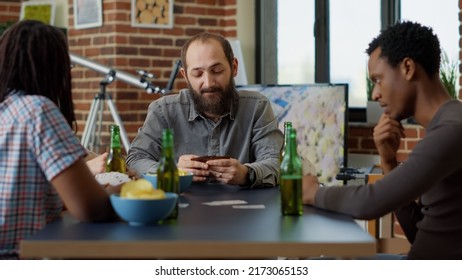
[29,98,87,181]
[315,122,462,220]
[126,100,165,174]
[247,96,283,187]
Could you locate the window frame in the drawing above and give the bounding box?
[256,0,401,121]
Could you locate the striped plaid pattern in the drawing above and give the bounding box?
[0,91,86,258]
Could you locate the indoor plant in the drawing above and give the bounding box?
[366,69,382,123]
[440,51,459,99]
[0,21,15,36]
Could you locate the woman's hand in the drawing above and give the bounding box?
[85,152,108,175]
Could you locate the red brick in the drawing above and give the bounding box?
[198,0,219,5]
[224,30,237,37]
[129,58,151,68]
[221,0,237,5]
[129,36,150,45]
[115,46,139,55]
[224,8,237,16]
[349,126,374,137]
[405,140,419,150]
[110,35,128,44]
[140,48,162,56]
[361,139,377,150]
[139,28,162,35]
[175,16,196,25]
[185,27,207,36]
[198,18,218,26]
[207,8,225,16]
[404,127,418,138]
[151,38,174,46]
[163,48,181,58]
[418,128,426,138]
[185,7,207,15]
[163,27,185,36]
[396,153,409,163]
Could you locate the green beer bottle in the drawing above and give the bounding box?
[279,121,292,163]
[157,128,179,219]
[280,127,303,216]
[106,124,126,173]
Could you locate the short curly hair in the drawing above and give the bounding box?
[366,21,441,77]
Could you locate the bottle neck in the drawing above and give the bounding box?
[161,129,175,160]
[110,129,121,149]
[283,123,292,145]
[161,145,174,159]
[287,132,297,157]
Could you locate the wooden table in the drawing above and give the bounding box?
[20,183,375,259]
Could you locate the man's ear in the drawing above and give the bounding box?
[180,67,187,79]
[232,57,238,78]
[401,57,416,80]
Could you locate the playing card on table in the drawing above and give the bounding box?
[202,200,247,206]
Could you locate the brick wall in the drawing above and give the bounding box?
[348,123,426,162]
[66,0,238,152]
[0,0,20,23]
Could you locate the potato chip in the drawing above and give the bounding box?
[178,169,189,176]
[120,179,166,199]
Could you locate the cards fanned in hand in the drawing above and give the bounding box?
[191,155,231,163]
[95,172,131,186]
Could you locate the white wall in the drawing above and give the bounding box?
[54,0,68,28]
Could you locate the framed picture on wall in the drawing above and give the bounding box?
[131,0,174,29]
[20,0,56,25]
[73,0,103,29]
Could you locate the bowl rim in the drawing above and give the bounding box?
[143,171,193,176]
[110,192,178,200]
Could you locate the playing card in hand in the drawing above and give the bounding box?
[95,172,131,186]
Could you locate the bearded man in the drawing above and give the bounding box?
[126,32,283,187]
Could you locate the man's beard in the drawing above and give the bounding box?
[188,77,235,116]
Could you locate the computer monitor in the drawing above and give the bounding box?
[237,84,348,186]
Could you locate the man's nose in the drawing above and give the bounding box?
[372,86,380,101]
[202,72,213,88]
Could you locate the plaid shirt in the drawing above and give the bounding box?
[0,91,86,258]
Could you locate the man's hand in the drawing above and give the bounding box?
[373,114,405,173]
[206,158,248,185]
[302,174,320,205]
[178,154,210,182]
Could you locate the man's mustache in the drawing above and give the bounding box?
[200,87,222,94]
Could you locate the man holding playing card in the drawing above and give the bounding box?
[126,32,283,188]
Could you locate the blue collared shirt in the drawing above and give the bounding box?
[126,89,283,187]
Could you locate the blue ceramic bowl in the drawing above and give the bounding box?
[110,192,178,226]
[179,173,193,192]
[143,173,158,189]
[142,172,193,193]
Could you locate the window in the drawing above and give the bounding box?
[277,0,315,84]
[330,0,380,107]
[267,0,460,109]
[401,0,460,93]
